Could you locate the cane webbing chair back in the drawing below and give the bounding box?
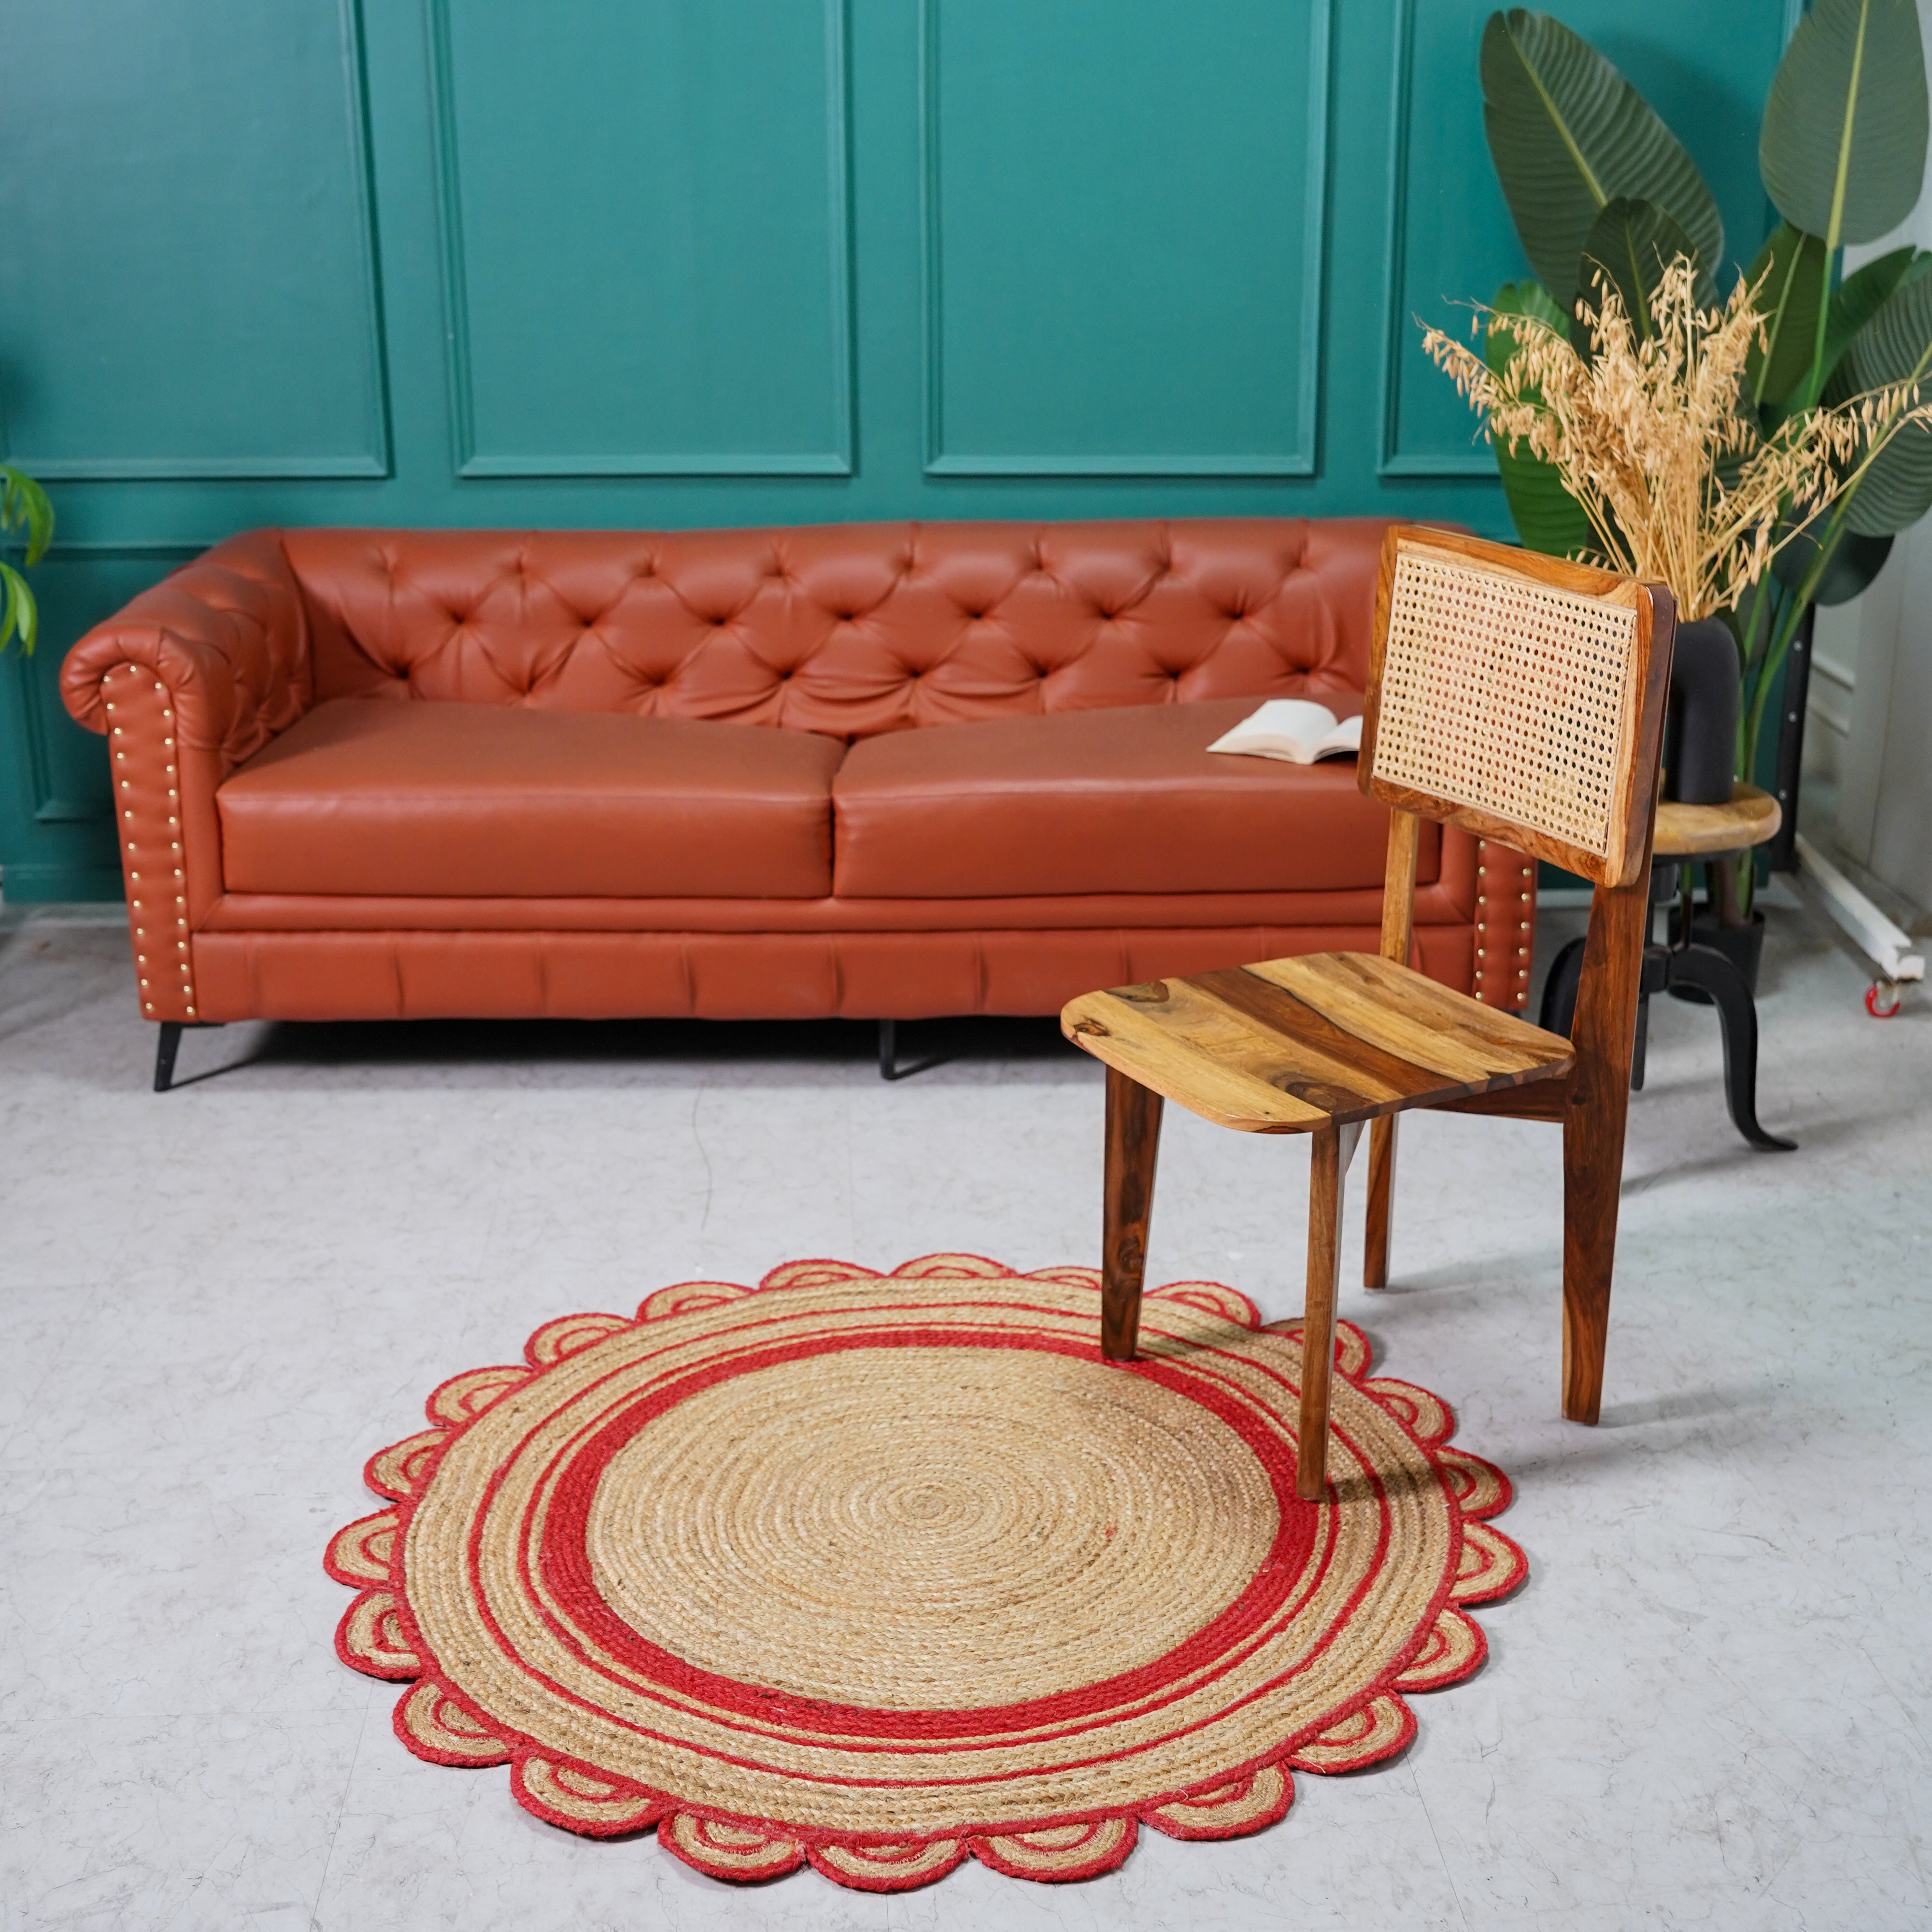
[1360,529,1675,889]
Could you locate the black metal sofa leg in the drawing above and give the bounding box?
[878,1019,947,1082]
[154,1022,184,1093]
[154,1021,223,1093]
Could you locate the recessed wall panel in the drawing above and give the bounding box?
[434,0,852,476]
[924,0,1330,476]
[0,0,386,479]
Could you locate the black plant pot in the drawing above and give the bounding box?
[1663,616,1742,806]
[1667,907,1765,1003]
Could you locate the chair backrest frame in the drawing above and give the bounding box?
[1359,528,1676,891]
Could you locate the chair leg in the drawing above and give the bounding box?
[1560,879,1648,1424]
[1560,1107,1621,1425]
[1363,1116,1397,1288]
[1298,1120,1362,1500]
[1101,1067,1163,1362]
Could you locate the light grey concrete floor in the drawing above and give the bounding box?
[0,897,1927,1932]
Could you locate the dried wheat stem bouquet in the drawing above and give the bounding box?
[1423,257,1930,621]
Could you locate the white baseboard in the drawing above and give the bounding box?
[1794,835,1926,986]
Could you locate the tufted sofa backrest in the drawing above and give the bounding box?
[283,519,1395,737]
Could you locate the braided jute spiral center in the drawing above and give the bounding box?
[586,1347,1279,1711]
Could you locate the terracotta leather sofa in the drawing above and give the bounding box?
[59,519,1535,1065]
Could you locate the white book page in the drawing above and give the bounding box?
[1207,700,1362,765]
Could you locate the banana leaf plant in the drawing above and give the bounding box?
[1477,0,1932,917]
[0,464,52,653]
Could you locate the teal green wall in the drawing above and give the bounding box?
[0,0,1799,899]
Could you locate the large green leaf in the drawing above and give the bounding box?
[1481,10,1723,318]
[1844,254,1932,535]
[1571,197,1710,355]
[1744,222,1829,412]
[0,464,53,568]
[0,562,37,655]
[1772,514,1893,602]
[1821,245,1917,390]
[1488,276,1572,344]
[1761,0,1928,247]
[1487,279,1595,558]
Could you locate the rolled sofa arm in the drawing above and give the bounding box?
[60,530,312,1023]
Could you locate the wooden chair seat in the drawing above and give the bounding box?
[1063,952,1574,1134]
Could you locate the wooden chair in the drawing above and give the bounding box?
[1061,528,1676,1499]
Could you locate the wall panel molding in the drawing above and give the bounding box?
[14,642,99,825]
[921,0,1334,478]
[9,0,390,483]
[427,0,855,479]
[1375,0,1491,480]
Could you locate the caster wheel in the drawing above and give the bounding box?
[1866,980,1902,1019]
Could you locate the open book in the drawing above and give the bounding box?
[1207,699,1363,765]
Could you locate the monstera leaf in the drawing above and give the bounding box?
[1744,222,1830,414]
[1571,197,1712,355]
[1844,256,1932,536]
[1486,280,1595,559]
[1481,10,1723,318]
[1761,0,1929,249]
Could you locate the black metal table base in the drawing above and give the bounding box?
[1540,908,1794,1152]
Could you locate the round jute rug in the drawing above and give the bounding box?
[327,1254,1524,1889]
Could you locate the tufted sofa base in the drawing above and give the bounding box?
[60,519,1539,1044]
[198,884,1466,935]
[188,924,1478,1024]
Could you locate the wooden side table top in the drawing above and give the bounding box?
[1653,782,1782,858]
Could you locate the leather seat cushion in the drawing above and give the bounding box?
[833,698,1428,898]
[218,699,844,898]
